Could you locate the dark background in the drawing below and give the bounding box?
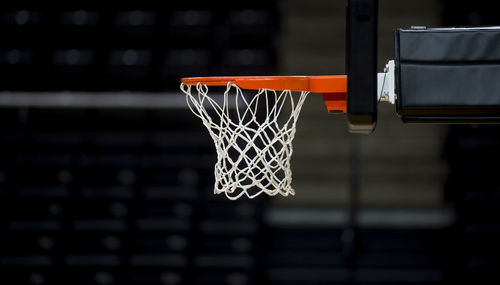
[0,0,500,284]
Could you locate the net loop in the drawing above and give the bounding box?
[181,82,308,200]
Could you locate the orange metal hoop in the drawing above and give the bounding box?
[181,75,348,113]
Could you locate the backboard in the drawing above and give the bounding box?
[346,0,378,134]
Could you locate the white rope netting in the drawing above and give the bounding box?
[181,82,309,200]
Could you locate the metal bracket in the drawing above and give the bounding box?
[377,60,396,104]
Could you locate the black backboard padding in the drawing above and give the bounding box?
[395,27,500,123]
[346,0,378,134]
[398,30,500,62]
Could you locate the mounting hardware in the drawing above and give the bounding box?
[377,60,396,104]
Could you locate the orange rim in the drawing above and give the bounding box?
[181,75,348,113]
[181,75,347,93]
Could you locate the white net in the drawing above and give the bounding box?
[181,82,309,200]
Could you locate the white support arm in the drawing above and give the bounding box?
[377,60,396,104]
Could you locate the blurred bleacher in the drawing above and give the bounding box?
[0,1,499,284]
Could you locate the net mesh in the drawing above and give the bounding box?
[181,82,308,200]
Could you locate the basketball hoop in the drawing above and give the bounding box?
[180,75,347,200]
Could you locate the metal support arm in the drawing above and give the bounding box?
[377,60,396,104]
